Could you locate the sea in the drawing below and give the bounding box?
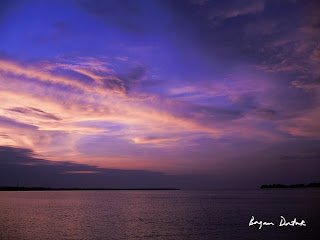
[0,189,319,239]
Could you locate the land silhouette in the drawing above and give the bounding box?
[0,187,180,191]
[261,183,320,189]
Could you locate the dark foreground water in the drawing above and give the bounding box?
[0,189,319,239]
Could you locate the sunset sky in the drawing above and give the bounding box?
[0,0,319,188]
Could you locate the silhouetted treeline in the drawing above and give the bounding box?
[261,183,320,189]
[0,187,180,191]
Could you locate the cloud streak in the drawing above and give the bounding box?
[0,56,224,168]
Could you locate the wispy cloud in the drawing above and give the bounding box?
[0,56,224,166]
[190,0,265,21]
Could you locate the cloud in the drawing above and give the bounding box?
[190,0,265,21]
[133,136,181,145]
[216,0,265,19]
[116,65,147,93]
[278,106,320,139]
[62,170,99,174]
[0,56,152,97]
[0,146,215,189]
[7,107,61,121]
[0,55,226,165]
[0,59,93,92]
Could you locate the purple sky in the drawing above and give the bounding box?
[0,0,319,188]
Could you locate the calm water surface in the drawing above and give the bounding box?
[0,190,319,239]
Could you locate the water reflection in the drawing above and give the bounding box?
[0,190,319,239]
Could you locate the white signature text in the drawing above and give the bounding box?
[249,216,306,229]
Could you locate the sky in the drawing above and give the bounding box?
[0,0,319,189]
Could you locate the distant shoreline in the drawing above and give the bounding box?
[261,183,320,189]
[0,187,180,191]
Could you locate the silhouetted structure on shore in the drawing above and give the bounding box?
[261,183,320,189]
